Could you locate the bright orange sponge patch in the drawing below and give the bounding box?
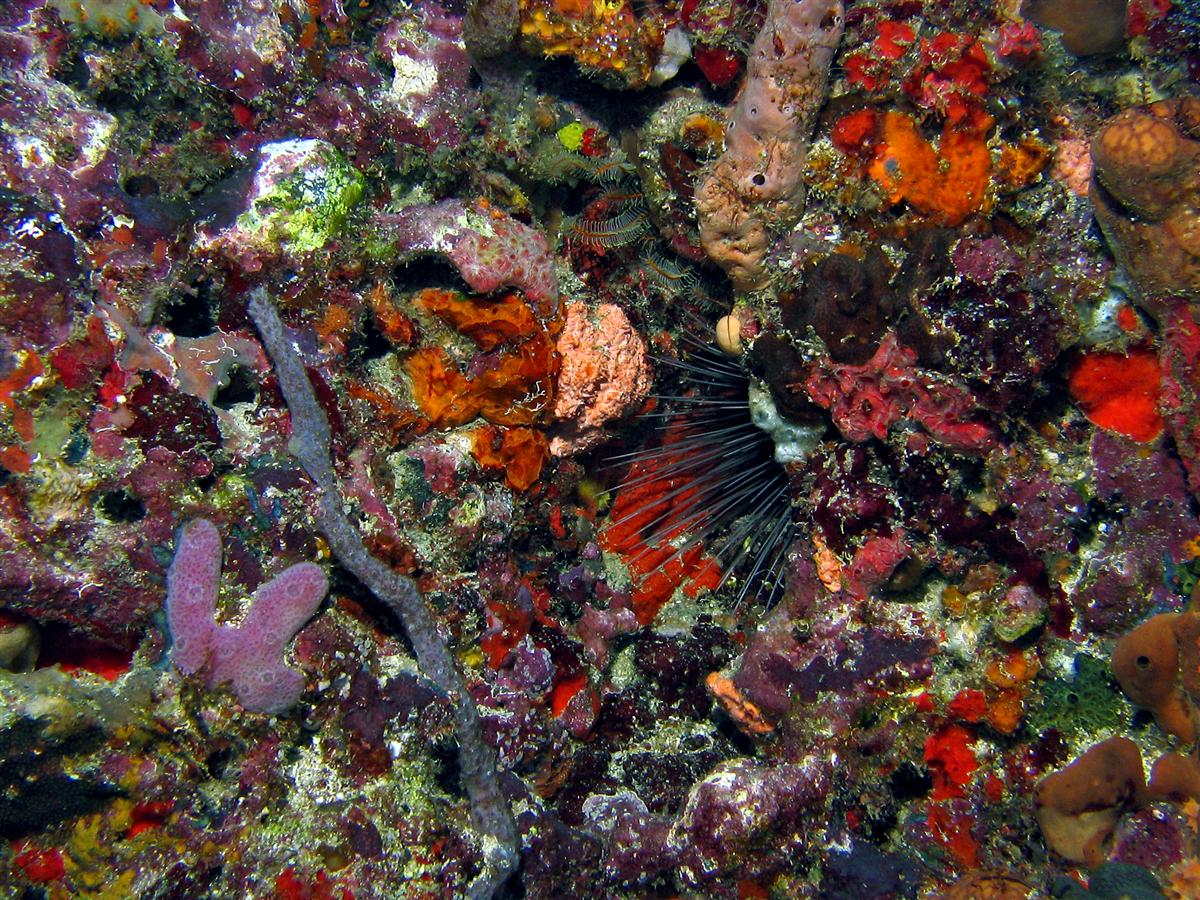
[471,424,548,492]
[867,112,993,226]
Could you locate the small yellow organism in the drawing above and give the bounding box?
[557,122,585,152]
[592,0,625,17]
[1183,534,1200,560]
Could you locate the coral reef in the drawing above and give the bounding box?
[3,0,1200,896]
[249,287,519,896]
[866,111,994,226]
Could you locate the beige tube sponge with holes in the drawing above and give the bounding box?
[694,0,844,291]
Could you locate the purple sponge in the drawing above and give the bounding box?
[165,518,328,714]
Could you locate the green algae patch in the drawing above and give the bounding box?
[1026,652,1128,742]
[237,139,365,259]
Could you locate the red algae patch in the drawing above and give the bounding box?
[1068,347,1164,443]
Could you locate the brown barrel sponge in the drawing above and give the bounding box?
[1034,737,1145,866]
[1147,752,1200,804]
[1023,0,1127,57]
[1111,612,1195,742]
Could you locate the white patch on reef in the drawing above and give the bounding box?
[77,114,118,171]
[252,138,330,203]
[13,217,45,240]
[747,380,823,464]
[942,615,983,665]
[582,791,649,833]
[13,134,50,170]
[649,27,691,87]
[1079,285,1131,346]
[391,55,439,127]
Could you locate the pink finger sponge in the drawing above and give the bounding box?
[165,518,328,714]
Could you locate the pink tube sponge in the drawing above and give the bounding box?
[165,519,328,714]
[695,0,844,290]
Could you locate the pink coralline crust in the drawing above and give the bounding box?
[730,555,936,731]
[344,444,401,537]
[263,53,385,161]
[376,4,473,151]
[0,442,182,644]
[559,681,600,739]
[167,0,298,104]
[1161,302,1200,496]
[694,0,844,290]
[1052,136,1094,198]
[449,219,557,311]
[667,757,832,890]
[731,560,851,720]
[0,481,163,643]
[549,302,652,457]
[384,200,559,320]
[804,334,996,452]
[0,31,128,232]
[0,192,86,360]
[951,235,1019,286]
[0,4,39,28]
[108,308,268,458]
[409,444,464,494]
[166,519,328,714]
[578,595,639,668]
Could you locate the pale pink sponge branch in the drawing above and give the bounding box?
[165,518,328,714]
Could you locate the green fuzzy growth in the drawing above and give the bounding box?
[395,457,434,510]
[239,144,364,257]
[1172,556,1200,604]
[1025,653,1127,742]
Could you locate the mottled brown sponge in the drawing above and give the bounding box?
[1034,737,1145,866]
[1091,97,1200,314]
[1093,107,1189,220]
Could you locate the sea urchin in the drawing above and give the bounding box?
[603,330,825,613]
